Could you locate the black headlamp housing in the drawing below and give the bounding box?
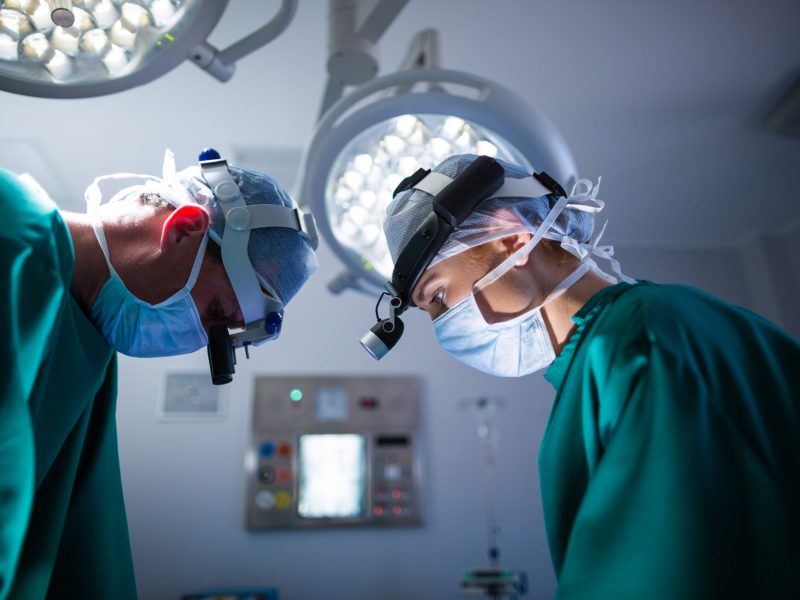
[360,155,506,359]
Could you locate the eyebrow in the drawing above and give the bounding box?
[412,271,436,305]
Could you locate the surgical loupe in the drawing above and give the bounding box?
[360,155,567,360]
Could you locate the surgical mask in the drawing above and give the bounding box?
[433,261,591,377]
[432,187,615,378]
[89,215,209,357]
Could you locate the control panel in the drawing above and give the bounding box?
[246,376,422,529]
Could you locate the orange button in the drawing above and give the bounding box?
[278,442,292,457]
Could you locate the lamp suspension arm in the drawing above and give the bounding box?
[391,28,442,96]
[189,0,299,82]
[398,28,441,72]
[318,0,410,119]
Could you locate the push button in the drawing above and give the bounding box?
[276,467,292,484]
[275,491,292,510]
[259,441,275,458]
[278,442,292,458]
[258,465,275,485]
[383,464,402,481]
[254,490,275,511]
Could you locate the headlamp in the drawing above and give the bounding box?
[198,147,318,384]
[360,155,567,360]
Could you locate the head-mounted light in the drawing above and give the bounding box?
[360,155,566,360]
[198,147,319,384]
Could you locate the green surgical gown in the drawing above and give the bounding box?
[0,170,136,599]
[541,281,800,598]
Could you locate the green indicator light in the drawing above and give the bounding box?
[290,389,303,402]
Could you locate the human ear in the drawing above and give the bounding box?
[160,205,210,251]
[499,233,533,267]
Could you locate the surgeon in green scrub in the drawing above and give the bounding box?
[383,154,800,598]
[0,152,318,599]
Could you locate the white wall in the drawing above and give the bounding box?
[116,240,764,600]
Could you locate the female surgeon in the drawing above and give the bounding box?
[383,154,800,599]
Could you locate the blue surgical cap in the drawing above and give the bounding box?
[175,165,318,305]
[384,154,596,267]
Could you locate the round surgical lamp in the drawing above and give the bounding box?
[302,67,579,294]
[0,0,297,98]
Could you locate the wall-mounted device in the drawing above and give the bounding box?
[245,376,423,529]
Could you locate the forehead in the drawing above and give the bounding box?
[413,251,472,291]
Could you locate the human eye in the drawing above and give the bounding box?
[430,288,446,306]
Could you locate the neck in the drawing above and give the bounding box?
[541,268,611,354]
[61,211,111,315]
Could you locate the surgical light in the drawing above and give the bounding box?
[0,0,298,98]
[302,66,579,294]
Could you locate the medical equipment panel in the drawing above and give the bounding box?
[246,376,422,529]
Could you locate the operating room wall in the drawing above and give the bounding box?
[738,220,800,339]
[115,239,757,600]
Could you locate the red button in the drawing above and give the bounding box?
[392,506,403,515]
[373,506,384,516]
[278,443,292,457]
[276,467,292,483]
[360,397,379,409]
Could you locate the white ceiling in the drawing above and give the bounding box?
[1,0,799,247]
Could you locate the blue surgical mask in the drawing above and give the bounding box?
[433,261,591,378]
[89,215,209,357]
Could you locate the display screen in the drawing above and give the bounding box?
[298,434,365,519]
[315,387,349,422]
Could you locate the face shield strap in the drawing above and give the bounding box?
[361,156,570,360]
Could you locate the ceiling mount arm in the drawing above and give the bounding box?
[398,28,441,72]
[389,28,443,96]
[318,0,410,118]
[189,0,299,82]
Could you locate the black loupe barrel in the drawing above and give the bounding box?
[207,325,235,385]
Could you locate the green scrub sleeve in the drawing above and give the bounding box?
[0,237,64,599]
[555,312,800,598]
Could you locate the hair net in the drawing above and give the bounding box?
[173,164,317,306]
[383,153,631,283]
[84,150,318,306]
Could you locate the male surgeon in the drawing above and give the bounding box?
[0,150,318,599]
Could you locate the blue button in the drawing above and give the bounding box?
[265,312,283,335]
[259,441,275,458]
[198,148,221,161]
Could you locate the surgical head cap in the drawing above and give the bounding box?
[384,153,595,268]
[174,164,318,305]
